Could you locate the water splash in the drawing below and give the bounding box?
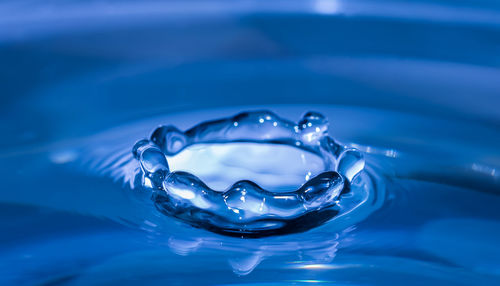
[132,110,365,237]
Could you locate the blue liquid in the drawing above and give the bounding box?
[1,0,500,285]
[1,106,498,284]
[132,111,366,237]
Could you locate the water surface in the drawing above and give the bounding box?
[0,0,499,285]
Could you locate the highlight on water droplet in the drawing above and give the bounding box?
[132,110,366,237]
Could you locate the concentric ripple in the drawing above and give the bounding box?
[133,110,366,237]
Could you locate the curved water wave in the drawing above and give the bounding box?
[133,110,366,237]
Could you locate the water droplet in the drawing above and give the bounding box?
[133,139,169,189]
[151,125,188,155]
[298,111,329,144]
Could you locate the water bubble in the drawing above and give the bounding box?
[133,110,365,237]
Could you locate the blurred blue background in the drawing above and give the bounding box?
[1,0,500,149]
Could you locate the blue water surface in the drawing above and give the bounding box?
[0,1,499,285]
